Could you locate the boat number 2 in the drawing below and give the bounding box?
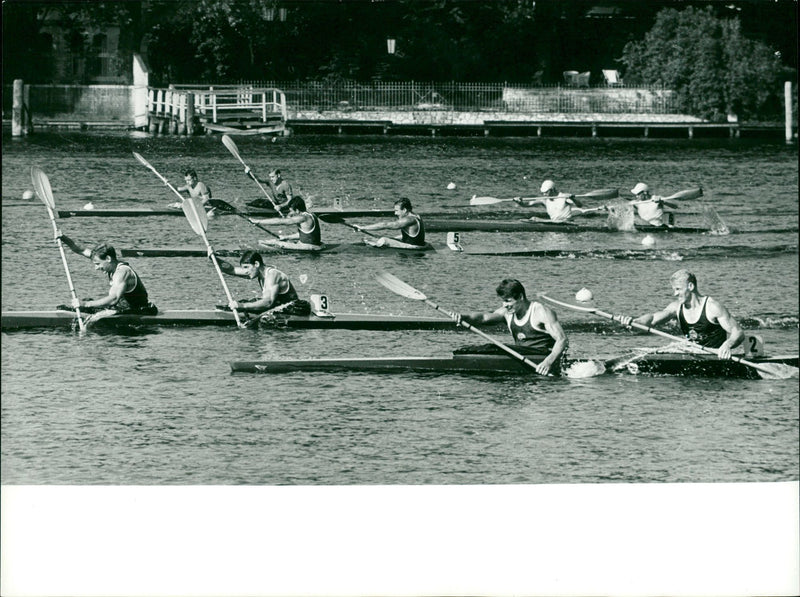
[743,334,764,357]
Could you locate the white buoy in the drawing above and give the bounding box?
[299,274,308,284]
[447,182,457,190]
[83,202,95,210]
[575,287,593,302]
[22,190,34,200]
[641,234,655,247]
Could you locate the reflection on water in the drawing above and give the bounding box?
[2,133,797,485]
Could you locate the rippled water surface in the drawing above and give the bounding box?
[2,132,798,485]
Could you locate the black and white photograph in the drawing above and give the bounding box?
[2,1,798,595]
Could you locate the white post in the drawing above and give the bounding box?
[785,81,794,144]
[12,79,24,137]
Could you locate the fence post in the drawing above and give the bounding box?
[187,92,195,136]
[12,79,26,137]
[23,83,32,134]
[786,81,794,144]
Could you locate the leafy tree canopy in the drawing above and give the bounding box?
[620,6,788,121]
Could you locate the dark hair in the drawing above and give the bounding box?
[240,250,264,266]
[90,243,117,261]
[269,169,281,177]
[496,278,526,300]
[183,168,197,178]
[394,198,413,212]
[287,196,307,212]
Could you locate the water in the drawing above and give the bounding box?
[2,132,798,485]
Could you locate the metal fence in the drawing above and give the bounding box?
[201,81,683,114]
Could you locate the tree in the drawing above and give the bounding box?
[620,6,786,121]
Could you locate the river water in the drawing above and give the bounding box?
[2,132,797,486]
[2,132,798,595]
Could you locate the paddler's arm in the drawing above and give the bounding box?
[616,301,678,330]
[354,218,402,231]
[57,233,91,258]
[456,308,506,327]
[535,302,568,375]
[705,298,744,360]
[237,270,281,313]
[514,197,545,207]
[82,267,130,308]
[212,254,248,278]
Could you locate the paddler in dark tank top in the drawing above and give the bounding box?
[253,196,323,251]
[58,234,157,314]
[455,278,568,376]
[352,198,427,249]
[615,269,744,360]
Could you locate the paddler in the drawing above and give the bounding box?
[454,278,568,375]
[253,196,323,251]
[244,166,294,211]
[176,168,212,207]
[58,234,157,314]
[214,250,309,315]
[615,269,743,360]
[629,182,678,226]
[515,180,601,222]
[352,198,426,248]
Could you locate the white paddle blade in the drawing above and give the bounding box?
[30,166,56,209]
[578,188,619,200]
[181,196,208,235]
[664,188,703,201]
[132,151,149,169]
[375,271,427,301]
[469,195,509,206]
[222,134,241,160]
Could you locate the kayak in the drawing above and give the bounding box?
[230,352,799,379]
[424,219,711,234]
[118,242,438,257]
[0,310,461,331]
[55,207,395,220]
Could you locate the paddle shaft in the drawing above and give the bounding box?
[31,167,86,332]
[47,206,87,332]
[132,152,186,203]
[182,198,245,328]
[541,295,775,376]
[210,200,280,238]
[424,298,544,373]
[336,220,379,238]
[222,135,283,213]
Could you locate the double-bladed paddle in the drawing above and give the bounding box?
[470,188,619,206]
[221,134,283,215]
[206,198,281,239]
[333,219,380,238]
[540,294,797,380]
[133,152,245,328]
[31,166,86,333]
[375,271,547,375]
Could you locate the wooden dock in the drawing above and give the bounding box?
[147,85,288,135]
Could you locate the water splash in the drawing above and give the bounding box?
[564,360,606,378]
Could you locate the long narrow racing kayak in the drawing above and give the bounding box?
[56,207,394,220]
[1,310,460,331]
[118,242,438,258]
[424,219,710,233]
[230,352,799,379]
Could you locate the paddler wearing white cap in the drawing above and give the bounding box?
[629,183,679,227]
[515,180,599,223]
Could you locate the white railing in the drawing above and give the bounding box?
[146,86,287,124]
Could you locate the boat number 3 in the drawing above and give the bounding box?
[743,334,764,357]
[310,294,330,312]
